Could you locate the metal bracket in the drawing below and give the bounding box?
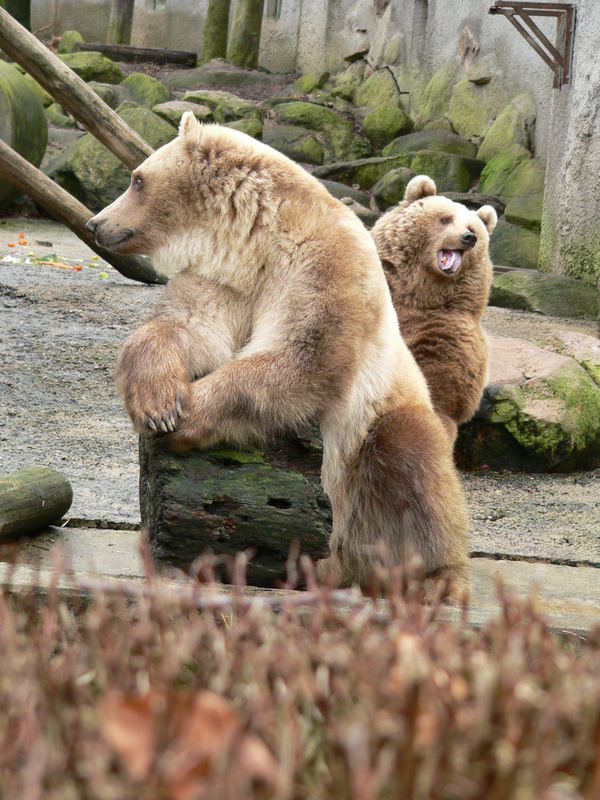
[489,2,575,87]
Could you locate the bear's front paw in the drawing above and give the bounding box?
[118,372,191,434]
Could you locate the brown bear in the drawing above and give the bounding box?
[372,175,498,443]
[87,115,470,595]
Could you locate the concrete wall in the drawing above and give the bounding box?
[540,0,600,283]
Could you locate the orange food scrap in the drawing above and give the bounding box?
[17,240,28,246]
[18,233,26,239]
[72,265,83,272]
[7,243,15,247]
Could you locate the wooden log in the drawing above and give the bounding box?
[202,0,231,63]
[227,0,264,70]
[0,6,153,170]
[106,0,135,45]
[0,137,167,285]
[140,431,331,587]
[0,467,72,539]
[78,41,198,67]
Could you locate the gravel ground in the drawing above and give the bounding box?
[0,218,598,566]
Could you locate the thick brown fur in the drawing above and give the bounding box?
[88,117,470,594]
[372,175,497,443]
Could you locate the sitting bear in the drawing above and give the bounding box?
[372,176,498,443]
[87,115,470,594]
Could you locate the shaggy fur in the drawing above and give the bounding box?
[88,117,470,594]
[372,175,497,442]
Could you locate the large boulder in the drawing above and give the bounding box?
[371,167,415,210]
[414,60,463,129]
[117,73,168,109]
[312,154,412,189]
[448,78,509,144]
[292,72,329,95]
[489,218,540,270]
[164,61,273,92]
[489,270,598,320]
[331,61,367,102]
[408,150,483,192]
[0,62,48,210]
[502,159,546,232]
[152,100,213,127]
[87,81,118,108]
[58,51,124,83]
[262,124,325,165]
[382,129,477,159]
[457,336,600,472]
[58,30,84,54]
[47,104,176,211]
[477,92,536,163]
[354,68,399,109]
[360,105,413,150]
[479,145,532,196]
[183,89,261,123]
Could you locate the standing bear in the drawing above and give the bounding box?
[372,176,498,443]
[87,115,470,594]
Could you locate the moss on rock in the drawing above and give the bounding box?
[360,106,413,150]
[293,72,329,94]
[225,116,263,139]
[354,68,400,109]
[59,51,125,84]
[382,129,476,158]
[477,92,536,163]
[448,78,508,144]
[408,150,482,192]
[118,73,168,109]
[414,60,462,129]
[312,154,412,189]
[58,30,84,54]
[490,269,598,319]
[501,159,546,232]
[183,89,260,123]
[371,167,414,210]
[262,124,325,165]
[479,145,531,196]
[45,102,77,128]
[331,61,367,102]
[489,217,540,270]
[153,100,213,127]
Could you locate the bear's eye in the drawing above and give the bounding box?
[132,175,143,192]
[440,216,452,225]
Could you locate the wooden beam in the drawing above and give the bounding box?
[0,137,167,285]
[0,6,153,170]
[78,41,197,66]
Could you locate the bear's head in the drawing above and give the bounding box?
[372,175,497,309]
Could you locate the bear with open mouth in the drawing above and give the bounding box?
[372,175,498,444]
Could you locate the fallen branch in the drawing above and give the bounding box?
[78,41,198,67]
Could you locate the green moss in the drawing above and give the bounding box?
[354,69,400,109]
[477,92,535,162]
[58,30,84,54]
[382,129,476,158]
[119,73,168,109]
[273,101,371,161]
[183,89,260,122]
[152,100,213,127]
[293,72,329,94]
[479,145,531,196]
[263,125,324,165]
[448,78,508,144]
[552,233,600,283]
[226,0,264,69]
[59,51,125,84]
[489,218,540,270]
[331,61,366,102]
[408,150,482,192]
[225,116,263,139]
[360,106,413,150]
[414,60,462,129]
[45,102,76,128]
[205,448,265,465]
[371,167,414,210]
[313,154,412,189]
[201,0,231,63]
[489,270,598,319]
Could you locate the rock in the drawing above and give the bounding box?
[153,100,213,127]
[408,150,483,192]
[317,179,371,208]
[225,117,263,139]
[183,89,261,123]
[0,62,48,210]
[489,269,598,320]
[443,192,506,215]
[262,125,325,165]
[45,102,77,128]
[47,104,176,211]
[117,73,168,109]
[477,92,536,163]
[414,59,463,129]
[338,196,381,227]
[87,81,118,108]
[164,60,273,91]
[292,72,329,94]
[312,154,411,189]
[448,78,509,144]
[502,159,546,232]
[354,68,401,109]
[12,66,53,106]
[489,218,540,270]
[371,166,414,210]
[466,53,501,85]
[140,433,330,585]
[58,51,125,84]
[553,331,600,388]
[382,129,477,159]
[271,101,371,161]
[58,30,84,54]
[331,61,367,101]
[456,336,600,471]
[479,145,532,196]
[360,105,413,149]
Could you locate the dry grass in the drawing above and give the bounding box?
[0,556,599,800]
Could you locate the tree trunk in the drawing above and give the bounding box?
[140,430,331,587]
[0,467,72,539]
[106,0,135,45]
[202,0,231,63]
[3,0,30,30]
[226,0,264,69]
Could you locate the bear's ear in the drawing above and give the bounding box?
[179,110,202,142]
[477,204,498,234]
[404,175,437,204]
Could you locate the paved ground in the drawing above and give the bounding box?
[0,218,598,631]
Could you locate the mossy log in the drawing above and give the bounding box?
[140,431,331,586]
[0,467,73,539]
[202,0,231,63]
[226,0,264,70]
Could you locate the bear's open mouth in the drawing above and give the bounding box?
[437,250,462,275]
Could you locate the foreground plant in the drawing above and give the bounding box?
[0,560,598,800]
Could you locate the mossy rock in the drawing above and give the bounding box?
[501,159,546,232]
[477,92,536,163]
[360,106,413,150]
[312,154,412,189]
[117,73,169,109]
[262,124,325,165]
[164,62,272,92]
[479,145,532,196]
[47,104,176,211]
[354,68,401,109]
[490,269,597,320]
[390,64,429,118]
[383,129,477,159]
[466,53,500,86]
[87,81,118,108]
[12,67,53,106]
[59,51,125,84]
[45,102,77,128]
[293,72,329,94]
[371,167,415,210]
[448,78,509,144]
[58,30,84,54]
[272,101,371,161]
[153,100,213,127]
[183,89,260,123]
[0,61,48,209]
[414,60,463,129]
[331,61,367,101]
[408,150,483,192]
[225,117,263,139]
[457,337,600,471]
[317,178,371,208]
[489,218,540,270]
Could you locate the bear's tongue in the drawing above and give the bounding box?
[437,250,462,274]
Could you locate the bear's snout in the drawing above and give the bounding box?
[460,232,477,249]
